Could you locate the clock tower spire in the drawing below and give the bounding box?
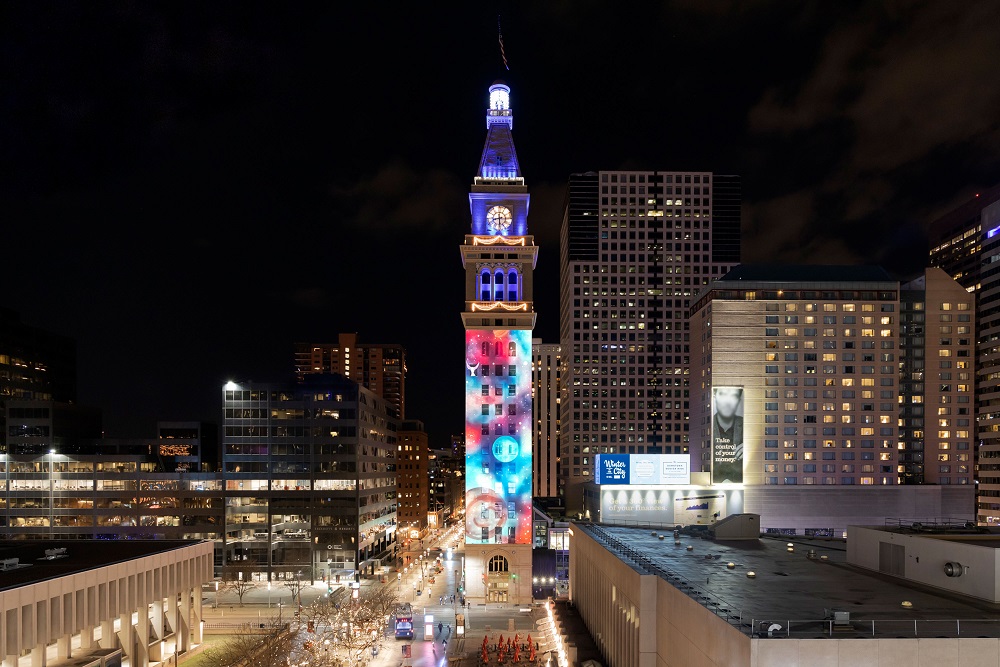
[460,81,536,606]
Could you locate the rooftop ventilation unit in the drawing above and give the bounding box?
[1,558,19,570]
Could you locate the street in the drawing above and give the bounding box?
[197,525,543,667]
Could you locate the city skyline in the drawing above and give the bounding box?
[5,2,1000,442]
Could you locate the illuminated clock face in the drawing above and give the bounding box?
[486,206,513,234]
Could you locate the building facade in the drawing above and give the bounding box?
[459,81,535,604]
[899,268,976,485]
[532,340,561,500]
[558,170,741,513]
[928,185,1000,524]
[396,419,428,535]
[221,375,397,583]
[0,308,77,450]
[677,265,974,533]
[294,334,406,419]
[428,446,461,529]
[691,265,900,487]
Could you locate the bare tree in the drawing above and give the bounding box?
[200,620,293,667]
[307,584,399,664]
[220,561,257,607]
[283,573,307,611]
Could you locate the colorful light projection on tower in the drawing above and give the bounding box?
[464,329,533,545]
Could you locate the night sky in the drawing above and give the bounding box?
[5,2,1000,443]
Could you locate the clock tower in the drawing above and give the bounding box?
[460,81,536,605]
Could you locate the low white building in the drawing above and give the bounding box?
[0,540,213,667]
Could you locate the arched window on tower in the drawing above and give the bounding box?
[488,555,509,573]
[482,341,490,356]
[507,269,519,301]
[508,341,517,357]
[494,270,506,301]
[479,270,492,301]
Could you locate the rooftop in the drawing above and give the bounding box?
[579,524,1000,638]
[0,539,206,591]
[720,264,895,283]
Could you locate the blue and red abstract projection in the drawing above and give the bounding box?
[465,329,532,545]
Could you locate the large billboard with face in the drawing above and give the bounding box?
[712,386,744,484]
[464,329,533,545]
[595,454,691,485]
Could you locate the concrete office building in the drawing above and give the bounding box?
[570,522,1000,667]
[294,334,406,419]
[0,539,212,667]
[928,185,1000,525]
[532,340,561,501]
[221,375,397,583]
[558,170,741,513]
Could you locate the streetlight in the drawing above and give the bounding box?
[397,572,401,593]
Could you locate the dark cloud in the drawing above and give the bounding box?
[6,1,999,441]
[331,159,467,232]
[745,0,1000,268]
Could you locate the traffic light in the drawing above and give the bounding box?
[327,584,333,595]
[307,621,315,633]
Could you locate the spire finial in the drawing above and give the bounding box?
[498,14,509,71]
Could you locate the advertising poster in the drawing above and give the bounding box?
[596,454,630,484]
[675,492,727,525]
[711,386,744,484]
[464,329,533,545]
[597,454,691,485]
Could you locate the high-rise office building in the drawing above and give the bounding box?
[221,375,397,582]
[928,185,1000,524]
[532,340,560,501]
[459,81,535,604]
[294,334,406,418]
[558,170,741,512]
[0,308,77,450]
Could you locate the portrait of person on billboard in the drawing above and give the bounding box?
[712,386,744,483]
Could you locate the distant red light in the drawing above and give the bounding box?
[976,193,981,197]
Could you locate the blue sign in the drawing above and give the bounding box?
[595,454,691,485]
[596,454,630,484]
